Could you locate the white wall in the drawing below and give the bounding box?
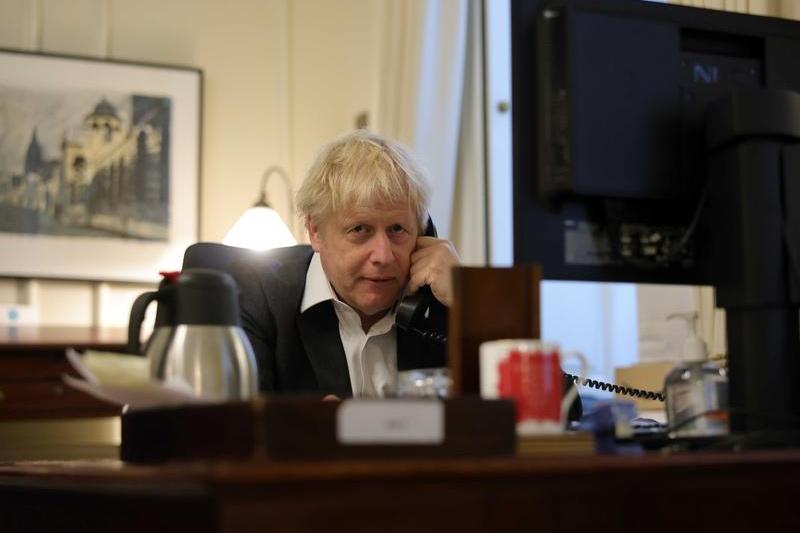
[0,0,378,326]
[541,280,638,384]
[637,284,696,362]
[289,0,379,227]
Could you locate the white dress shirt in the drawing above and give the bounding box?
[300,253,398,398]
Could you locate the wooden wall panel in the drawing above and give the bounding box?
[0,0,37,50]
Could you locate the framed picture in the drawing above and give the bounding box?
[0,49,201,282]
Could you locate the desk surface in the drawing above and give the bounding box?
[0,326,127,350]
[1,326,797,531]
[2,449,799,483]
[1,450,799,533]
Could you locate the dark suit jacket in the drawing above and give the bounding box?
[228,245,446,397]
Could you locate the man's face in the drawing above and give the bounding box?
[308,202,419,320]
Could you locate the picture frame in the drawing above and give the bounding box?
[0,49,201,283]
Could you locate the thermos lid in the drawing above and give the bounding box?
[175,268,242,326]
[159,271,181,284]
[178,268,238,290]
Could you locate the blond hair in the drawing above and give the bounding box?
[296,130,430,232]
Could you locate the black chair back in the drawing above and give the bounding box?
[182,242,262,272]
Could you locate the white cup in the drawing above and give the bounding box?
[480,339,586,435]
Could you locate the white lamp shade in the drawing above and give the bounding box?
[223,205,297,250]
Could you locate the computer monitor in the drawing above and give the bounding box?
[512,0,800,437]
[512,0,800,284]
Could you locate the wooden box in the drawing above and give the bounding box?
[121,396,516,463]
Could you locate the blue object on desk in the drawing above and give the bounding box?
[580,400,643,454]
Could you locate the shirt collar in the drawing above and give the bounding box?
[301,252,336,313]
[300,253,398,329]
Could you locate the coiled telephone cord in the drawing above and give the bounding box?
[565,373,665,401]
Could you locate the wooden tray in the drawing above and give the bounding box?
[121,396,516,463]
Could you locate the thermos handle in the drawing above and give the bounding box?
[127,291,159,355]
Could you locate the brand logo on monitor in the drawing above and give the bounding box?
[693,64,720,84]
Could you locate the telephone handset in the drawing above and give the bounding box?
[395,216,446,343]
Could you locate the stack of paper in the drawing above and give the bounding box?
[516,432,595,457]
[63,349,211,410]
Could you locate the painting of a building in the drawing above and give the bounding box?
[0,90,171,241]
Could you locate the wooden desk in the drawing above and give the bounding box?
[1,451,798,532]
[0,327,125,420]
[0,326,128,352]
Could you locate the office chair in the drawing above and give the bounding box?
[181,241,264,272]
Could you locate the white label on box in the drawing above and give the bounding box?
[336,399,445,445]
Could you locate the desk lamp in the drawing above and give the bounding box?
[223,166,297,250]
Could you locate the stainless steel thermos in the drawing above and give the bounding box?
[127,269,258,400]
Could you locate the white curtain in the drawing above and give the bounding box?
[450,0,486,264]
[375,0,481,260]
[376,1,429,147]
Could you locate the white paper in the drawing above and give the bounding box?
[337,399,445,445]
[63,349,212,410]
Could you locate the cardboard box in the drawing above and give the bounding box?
[614,361,673,411]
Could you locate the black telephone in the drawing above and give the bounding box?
[395,215,446,343]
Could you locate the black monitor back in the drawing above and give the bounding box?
[512,0,800,283]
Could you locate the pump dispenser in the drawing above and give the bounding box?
[664,312,728,437]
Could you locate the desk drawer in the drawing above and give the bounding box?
[0,355,76,380]
[0,380,120,420]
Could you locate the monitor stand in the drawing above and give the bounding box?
[706,89,800,443]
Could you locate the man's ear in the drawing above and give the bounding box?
[306,217,322,252]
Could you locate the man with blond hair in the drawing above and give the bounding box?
[230,130,458,398]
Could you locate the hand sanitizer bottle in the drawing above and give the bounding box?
[664,312,728,438]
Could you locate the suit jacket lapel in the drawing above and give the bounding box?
[296,301,352,397]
